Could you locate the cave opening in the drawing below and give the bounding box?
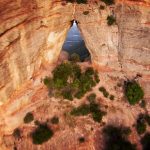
[61,20,90,62]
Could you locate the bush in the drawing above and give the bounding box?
[94,71,100,83]
[43,77,53,88]
[90,102,106,122]
[71,101,105,123]
[141,133,150,150]
[62,88,73,101]
[85,67,95,76]
[83,11,89,15]
[145,114,150,126]
[100,5,105,10]
[78,137,85,143]
[51,116,59,124]
[109,95,114,100]
[70,53,81,62]
[103,125,136,150]
[99,86,109,98]
[139,100,146,108]
[87,93,96,102]
[107,15,116,26]
[44,62,99,100]
[70,104,90,116]
[76,0,87,4]
[24,112,34,124]
[32,124,53,144]
[13,128,21,139]
[125,81,144,105]
[136,114,146,135]
[66,0,87,4]
[102,0,114,5]
[74,91,84,99]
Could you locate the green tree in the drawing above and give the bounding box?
[125,81,144,105]
[32,124,53,144]
[24,112,34,124]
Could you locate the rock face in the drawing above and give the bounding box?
[0,0,74,103]
[0,0,150,149]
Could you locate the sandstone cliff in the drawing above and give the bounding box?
[0,0,150,150]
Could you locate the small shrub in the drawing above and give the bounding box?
[139,100,146,108]
[136,114,146,135]
[62,89,73,101]
[34,120,40,126]
[100,5,105,10]
[145,114,150,126]
[32,124,53,144]
[136,122,146,135]
[85,67,95,76]
[76,0,87,4]
[70,53,81,62]
[13,128,21,139]
[102,0,114,5]
[103,125,136,150]
[125,81,144,105]
[99,86,106,92]
[78,137,85,143]
[75,91,84,99]
[71,101,105,123]
[103,91,109,98]
[90,102,106,122]
[94,71,100,83]
[107,15,116,26]
[43,77,53,88]
[87,93,96,102]
[141,133,150,150]
[83,11,89,15]
[66,0,74,3]
[24,112,34,124]
[51,116,59,124]
[99,86,109,98]
[71,104,90,116]
[109,95,114,100]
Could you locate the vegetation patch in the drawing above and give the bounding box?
[13,128,21,139]
[141,132,150,150]
[139,100,146,108]
[70,104,91,116]
[136,114,146,135]
[103,125,136,150]
[31,124,53,145]
[44,62,99,100]
[78,137,85,143]
[87,93,96,103]
[124,80,144,105]
[100,5,105,10]
[71,97,105,123]
[24,112,34,124]
[83,11,89,15]
[76,0,87,4]
[145,114,150,126]
[102,0,115,5]
[107,15,116,26]
[99,86,109,98]
[70,53,81,62]
[109,94,114,100]
[51,116,59,124]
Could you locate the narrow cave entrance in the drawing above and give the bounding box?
[61,20,90,62]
